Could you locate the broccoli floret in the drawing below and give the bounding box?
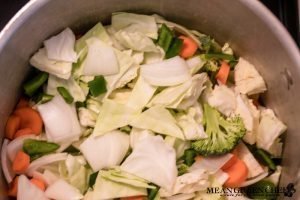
[199,35,222,53]
[191,104,246,156]
[177,163,189,176]
[202,60,219,72]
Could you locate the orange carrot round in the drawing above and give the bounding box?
[16,97,29,109]
[221,149,238,170]
[223,158,248,188]
[14,107,43,135]
[7,176,19,197]
[179,35,198,59]
[221,154,238,170]
[12,151,30,174]
[5,115,21,140]
[14,128,34,139]
[216,61,230,85]
[30,178,46,191]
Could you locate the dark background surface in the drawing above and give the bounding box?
[0,0,299,46]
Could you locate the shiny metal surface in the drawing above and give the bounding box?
[0,0,299,199]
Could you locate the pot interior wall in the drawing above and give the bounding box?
[0,0,299,199]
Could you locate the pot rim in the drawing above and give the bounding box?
[0,0,299,65]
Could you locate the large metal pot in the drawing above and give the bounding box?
[0,0,299,199]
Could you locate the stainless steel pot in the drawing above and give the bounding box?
[0,0,299,199]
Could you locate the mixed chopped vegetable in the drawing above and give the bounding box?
[1,12,287,200]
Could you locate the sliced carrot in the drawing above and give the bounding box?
[16,97,29,109]
[5,115,21,140]
[14,107,43,135]
[222,154,238,170]
[179,35,198,59]
[12,151,30,174]
[221,149,238,170]
[14,128,34,139]
[7,176,19,197]
[120,196,146,200]
[216,61,230,85]
[223,158,248,188]
[30,178,46,191]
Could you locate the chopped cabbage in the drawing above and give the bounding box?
[176,106,207,140]
[154,15,201,47]
[130,106,184,139]
[78,107,97,127]
[37,95,81,143]
[79,130,129,171]
[46,75,86,102]
[18,175,49,200]
[149,73,207,109]
[86,97,102,114]
[100,167,155,189]
[186,56,205,74]
[141,56,191,86]
[235,94,260,144]
[234,58,267,95]
[121,134,177,191]
[58,155,90,193]
[75,22,112,53]
[92,99,139,136]
[104,49,135,98]
[82,37,119,76]
[236,142,264,178]
[256,108,287,153]
[127,76,157,111]
[160,169,209,196]
[112,12,158,39]
[207,85,236,116]
[143,46,165,64]
[30,48,72,79]
[130,128,154,149]
[88,175,147,200]
[114,25,159,52]
[45,179,83,200]
[44,28,77,62]
[26,153,68,176]
[109,89,132,104]
[189,154,233,174]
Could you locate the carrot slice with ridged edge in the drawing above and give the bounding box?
[30,178,46,191]
[216,61,230,85]
[12,151,30,174]
[223,158,248,188]
[14,128,35,139]
[14,107,43,135]
[5,115,21,140]
[221,149,238,170]
[179,35,198,58]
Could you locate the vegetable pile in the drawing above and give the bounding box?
[1,13,287,200]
